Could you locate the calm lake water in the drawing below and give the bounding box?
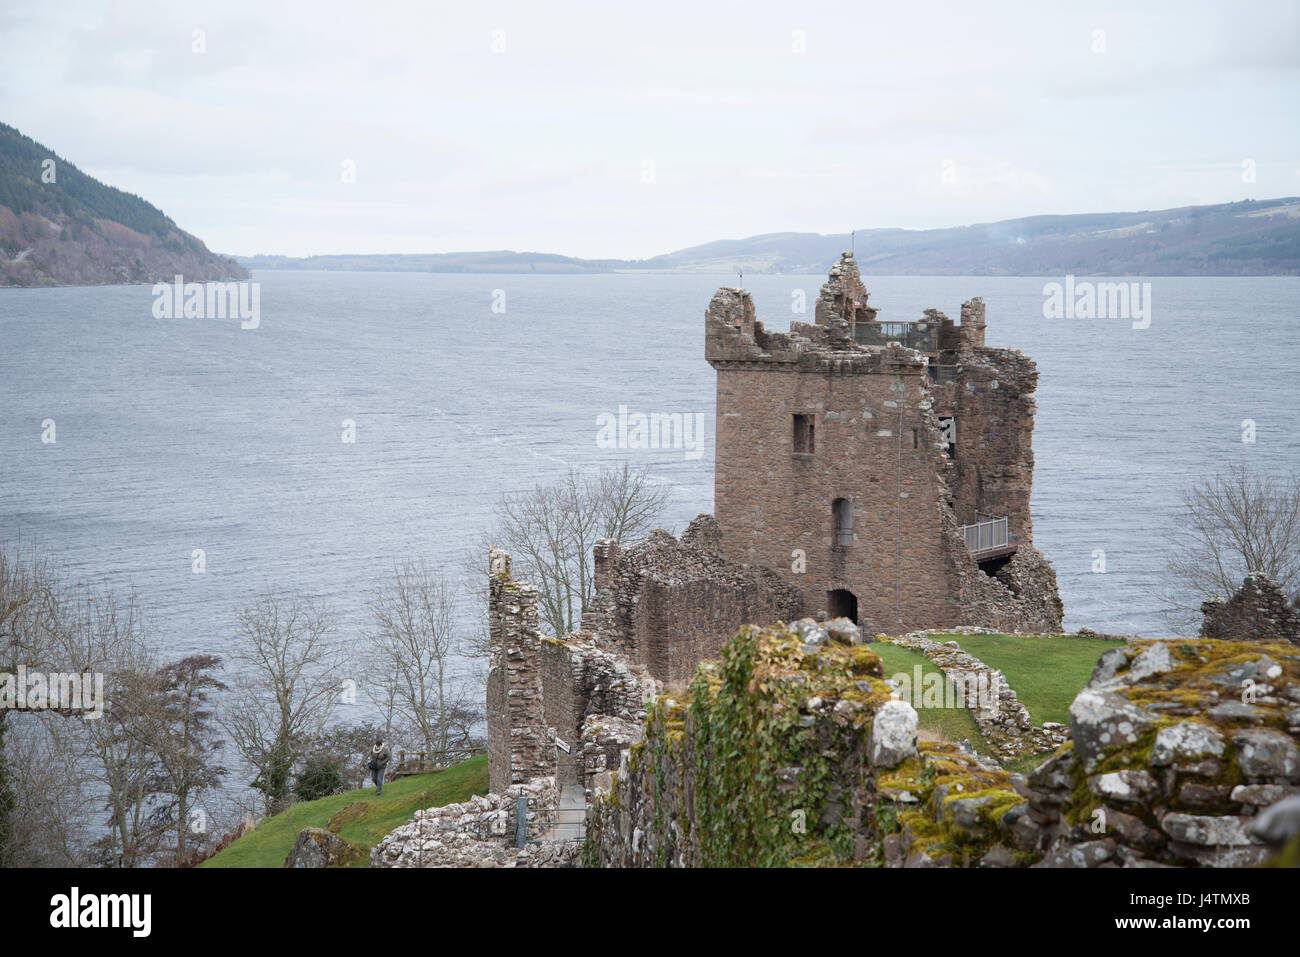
[2,271,1298,682]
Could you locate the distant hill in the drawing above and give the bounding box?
[237,198,1300,277]
[0,122,245,287]
[238,250,622,274]
[643,199,1300,276]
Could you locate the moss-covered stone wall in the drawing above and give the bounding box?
[584,626,1300,868]
[584,621,901,867]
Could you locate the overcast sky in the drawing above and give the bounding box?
[2,1,1298,259]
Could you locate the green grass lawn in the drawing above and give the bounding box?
[872,641,993,755]
[199,753,490,868]
[942,633,1125,726]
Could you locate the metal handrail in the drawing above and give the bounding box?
[959,517,1008,555]
[854,320,938,352]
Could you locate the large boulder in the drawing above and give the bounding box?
[824,617,865,646]
[1068,689,1158,770]
[869,699,919,768]
[1232,729,1300,782]
[1248,794,1300,847]
[284,827,364,868]
[1150,721,1225,767]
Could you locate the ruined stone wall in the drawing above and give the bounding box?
[486,550,554,794]
[959,297,987,348]
[485,666,508,795]
[540,639,580,778]
[371,777,581,868]
[585,625,1300,868]
[947,345,1039,537]
[486,541,663,794]
[951,538,1064,634]
[1202,573,1300,646]
[633,577,791,681]
[539,635,658,786]
[583,516,802,683]
[584,621,906,867]
[814,250,877,335]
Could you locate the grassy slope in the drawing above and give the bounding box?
[872,641,992,754]
[944,633,1125,726]
[199,754,489,868]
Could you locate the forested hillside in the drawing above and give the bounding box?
[0,122,245,287]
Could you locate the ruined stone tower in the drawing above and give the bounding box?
[486,548,552,793]
[705,252,1062,635]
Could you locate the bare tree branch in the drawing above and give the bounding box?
[363,561,481,765]
[1161,464,1300,630]
[489,464,670,637]
[220,594,340,815]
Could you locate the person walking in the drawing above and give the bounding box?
[368,736,391,796]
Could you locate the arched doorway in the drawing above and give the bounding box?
[827,588,858,623]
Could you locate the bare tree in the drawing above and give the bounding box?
[0,545,60,669]
[456,549,495,664]
[1,546,165,867]
[2,547,228,867]
[0,544,61,867]
[596,463,674,544]
[364,561,480,765]
[491,464,670,637]
[1164,464,1300,629]
[220,594,340,815]
[58,588,168,868]
[3,714,93,867]
[142,655,227,866]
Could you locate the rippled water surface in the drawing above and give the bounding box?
[2,271,1298,669]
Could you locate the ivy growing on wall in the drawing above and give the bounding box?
[585,623,893,867]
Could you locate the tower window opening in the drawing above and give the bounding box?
[833,497,854,547]
[793,413,815,454]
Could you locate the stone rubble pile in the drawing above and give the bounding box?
[370,777,580,868]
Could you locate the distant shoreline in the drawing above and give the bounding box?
[5,271,1300,291]
[230,196,1300,279]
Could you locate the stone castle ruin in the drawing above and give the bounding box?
[470,259,1063,815]
[369,257,1300,869]
[707,251,1061,635]
[484,254,1064,796]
